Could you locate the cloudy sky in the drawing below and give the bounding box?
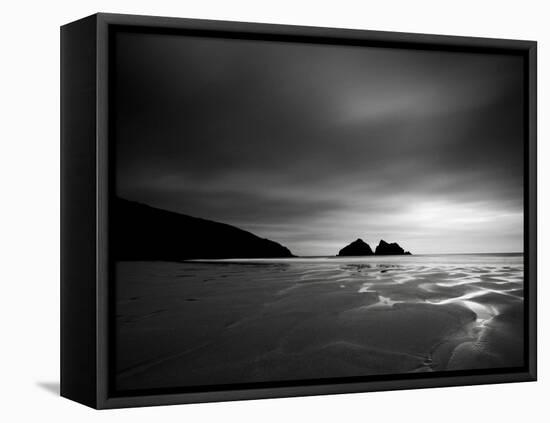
[113,31,524,255]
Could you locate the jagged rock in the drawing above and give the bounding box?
[338,239,373,256]
[112,198,295,260]
[375,240,410,255]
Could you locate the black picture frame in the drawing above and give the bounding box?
[61,12,537,409]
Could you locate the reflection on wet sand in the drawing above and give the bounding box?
[115,255,523,391]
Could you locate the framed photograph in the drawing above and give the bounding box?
[61,13,537,409]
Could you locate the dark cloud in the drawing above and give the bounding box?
[114,31,524,255]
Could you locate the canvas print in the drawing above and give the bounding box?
[111,31,525,393]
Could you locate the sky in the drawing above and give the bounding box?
[113,31,524,256]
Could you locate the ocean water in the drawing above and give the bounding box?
[115,253,524,391]
[196,252,523,266]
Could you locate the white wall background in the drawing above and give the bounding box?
[1,1,546,421]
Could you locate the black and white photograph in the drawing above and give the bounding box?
[111,27,527,393]
[3,0,548,420]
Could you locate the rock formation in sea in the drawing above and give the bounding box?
[374,240,411,255]
[112,198,295,260]
[338,238,374,256]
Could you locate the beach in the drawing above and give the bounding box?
[115,254,524,391]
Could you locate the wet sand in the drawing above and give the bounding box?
[115,255,524,391]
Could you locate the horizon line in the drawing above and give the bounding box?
[289,251,524,258]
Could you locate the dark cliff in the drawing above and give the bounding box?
[112,198,295,260]
[374,240,411,255]
[338,239,374,256]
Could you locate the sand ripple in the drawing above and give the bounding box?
[115,255,524,391]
